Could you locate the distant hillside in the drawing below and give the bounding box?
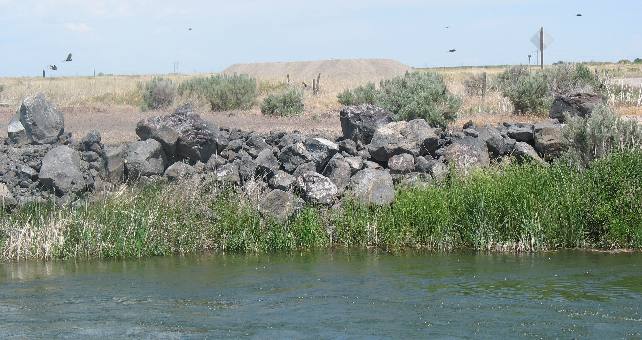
[222,59,411,85]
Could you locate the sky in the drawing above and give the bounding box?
[0,0,640,77]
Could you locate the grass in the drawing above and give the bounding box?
[1,151,640,261]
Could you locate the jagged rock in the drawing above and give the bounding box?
[206,154,227,170]
[292,162,317,179]
[125,139,167,179]
[388,153,415,174]
[10,94,65,145]
[463,128,479,138]
[364,160,383,170]
[534,122,567,161]
[338,139,358,156]
[415,156,448,180]
[505,122,535,145]
[164,162,195,181]
[478,126,515,158]
[304,137,339,171]
[396,172,433,188]
[550,92,605,122]
[268,170,296,191]
[136,104,218,163]
[350,169,395,205]
[213,163,241,184]
[39,145,87,195]
[246,133,270,152]
[368,119,439,162]
[340,104,394,144]
[255,148,280,177]
[513,142,546,164]
[278,142,313,173]
[0,183,17,208]
[296,171,338,204]
[227,139,244,152]
[344,156,364,174]
[18,165,38,181]
[442,137,490,174]
[81,130,102,151]
[258,189,304,221]
[322,156,352,192]
[104,145,126,183]
[236,156,257,182]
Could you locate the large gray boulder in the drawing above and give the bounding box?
[350,169,395,205]
[442,137,490,174]
[388,153,415,174]
[368,119,440,162]
[296,171,338,204]
[304,137,339,171]
[164,162,195,181]
[505,123,535,145]
[534,122,567,161]
[125,139,167,179]
[0,183,17,208]
[268,170,296,191]
[340,104,394,144]
[104,145,126,183]
[478,126,515,158]
[278,142,313,173]
[550,92,605,123]
[258,189,304,221]
[136,104,218,163]
[322,156,352,192]
[39,146,87,195]
[9,94,65,145]
[513,142,546,164]
[255,148,281,177]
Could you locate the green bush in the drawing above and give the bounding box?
[634,58,642,64]
[140,77,177,111]
[178,74,258,111]
[544,63,603,96]
[463,73,495,96]
[562,104,642,167]
[337,82,377,106]
[261,87,305,116]
[497,66,549,115]
[337,72,461,128]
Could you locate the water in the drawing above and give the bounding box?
[1,251,641,339]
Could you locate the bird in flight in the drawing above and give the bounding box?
[49,65,58,71]
[576,13,582,17]
[188,27,192,31]
[63,53,72,62]
[445,26,450,29]
[448,49,457,53]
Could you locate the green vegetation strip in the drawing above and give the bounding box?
[1,151,641,261]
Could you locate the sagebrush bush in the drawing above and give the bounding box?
[463,73,496,96]
[261,87,305,116]
[337,82,377,106]
[497,66,549,115]
[544,63,603,96]
[562,104,642,167]
[178,74,258,111]
[140,77,177,110]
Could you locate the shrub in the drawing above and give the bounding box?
[635,58,642,64]
[140,77,177,111]
[337,82,377,106]
[562,104,642,167]
[544,63,603,96]
[261,87,305,116]
[497,66,549,115]
[463,73,496,96]
[178,74,258,111]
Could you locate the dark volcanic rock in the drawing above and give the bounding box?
[39,145,87,195]
[513,142,546,164]
[368,119,439,162]
[505,123,535,145]
[340,104,394,144]
[534,122,567,161]
[268,170,296,191]
[125,139,167,179]
[387,153,415,174]
[296,171,338,204]
[442,137,490,174]
[9,93,65,145]
[349,169,395,205]
[258,189,304,221]
[164,162,195,181]
[104,145,126,183]
[322,155,352,192]
[550,92,605,123]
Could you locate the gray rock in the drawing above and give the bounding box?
[364,160,383,170]
[258,189,304,221]
[296,171,338,204]
[442,137,490,174]
[368,119,439,162]
[236,156,257,182]
[18,165,38,181]
[344,156,364,174]
[463,128,479,138]
[395,172,433,188]
[292,162,318,179]
[505,123,535,145]
[125,139,167,179]
[513,142,546,164]
[206,154,227,170]
[534,122,567,161]
[213,163,241,184]
[268,170,296,191]
[550,92,605,122]
[136,104,218,162]
[0,182,17,208]
[388,153,415,174]
[322,156,352,192]
[12,94,65,144]
[350,169,395,205]
[81,130,102,150]
[39,145,87,195]
[340,104,394,144]
[338,139,358,156]
[105,145,126,183]
[278,142,313,173]
[7,115,29,145]
[164,162,195,181]
[255,148,280,177]
[304,137,339,171]
[428,160,449,181]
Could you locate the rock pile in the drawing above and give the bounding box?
[2,96,573,219]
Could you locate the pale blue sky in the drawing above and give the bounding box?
[0,0,640,77]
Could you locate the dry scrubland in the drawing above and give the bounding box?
[1,59,641,143]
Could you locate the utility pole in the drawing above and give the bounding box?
[540,27,544,70]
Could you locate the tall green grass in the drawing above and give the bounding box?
[1,151,640,261]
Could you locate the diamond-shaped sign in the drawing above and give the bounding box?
[531,29,554,50]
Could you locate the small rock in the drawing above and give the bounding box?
[164,162,195,181]
[258,189,304,221]
[268,170,296,191]
[296,171,338,204]
[388,153,415,174]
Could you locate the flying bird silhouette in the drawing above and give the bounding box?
[445,26,450,29]
[188,27,192,31]
[576,13,582,17]
[49,65,57,71]
[448,49,457,53]
[63,53,72,62]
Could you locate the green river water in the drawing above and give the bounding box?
[1,251,641,338]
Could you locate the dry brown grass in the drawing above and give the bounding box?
[1,61,641,143]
